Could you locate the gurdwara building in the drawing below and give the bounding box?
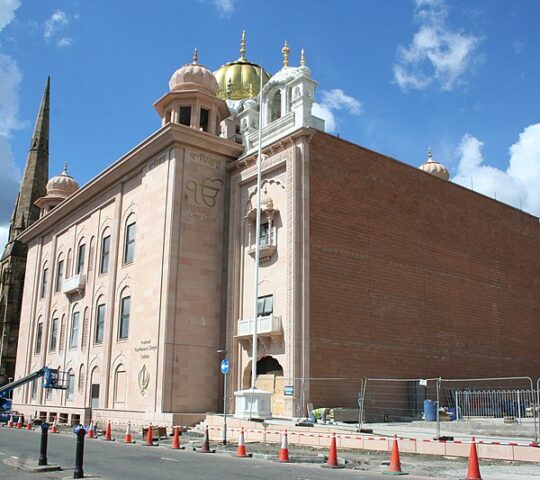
[7,34,540,427]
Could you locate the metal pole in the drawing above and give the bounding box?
[223,371,227,445]
[249,68,264,418]
[38,422,49,466]
[73,425,86,479]
[435,378,441,440]
[517,390,522,424]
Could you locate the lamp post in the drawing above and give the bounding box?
[217,349,228,445]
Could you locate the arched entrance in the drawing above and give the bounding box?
[242,356,286,416]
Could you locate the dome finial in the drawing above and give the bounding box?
[192,48,199,65]
[239,30,247,61]
[428,146,432,160]
[300,48,306,67]
[282,41,290,67]
[63,162,68,173]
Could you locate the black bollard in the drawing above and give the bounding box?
[38,422,49,466]
[73,425,86,479]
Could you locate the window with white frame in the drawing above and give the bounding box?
[124,222,136,264]
[70,310,80,349]
[119,295,130,340]
[257,295,273,317]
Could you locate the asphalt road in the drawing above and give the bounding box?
[0,427,431,480]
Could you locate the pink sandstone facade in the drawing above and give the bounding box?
[9,38,540,427]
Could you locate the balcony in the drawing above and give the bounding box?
[62,274,86,295]
[236,315,282,348]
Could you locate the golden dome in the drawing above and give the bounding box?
[213,31,270,100]
[419,148,450,181]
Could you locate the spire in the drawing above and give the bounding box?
[427,147,433,161]
[8,77,50,242]
[192,48,198,65]
[300,49,306,68]
[239,30,247,61]
[282,41,290,67]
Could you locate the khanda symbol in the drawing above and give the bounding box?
[186,177,224,207]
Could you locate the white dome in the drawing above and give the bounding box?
[169,49,219,96]
[46,163,79,198]
[419,149,450,181]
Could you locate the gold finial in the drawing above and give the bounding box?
[248,83,254,97]
[300,48,306,67]
[240,30,246,61]
[282,41,290,67]
[192,48,198,65]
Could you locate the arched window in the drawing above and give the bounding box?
[113,364,127,407]
[123,218,136,264]
[34,319,43,355]
[76,239,86,274]
[118,292,131,340]
[40,263,48,298]
[66,369,75,401]
[90,367,100,408]
[55,254,64,292]
[100,229,111,274]
[69,307,80,349]
[271,90,282,122]
[95,300,106,344]
[49,312,59,351]
[59,314,66,351]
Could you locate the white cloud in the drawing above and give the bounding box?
[56,37,72,48]
[200,0,235,16]
[0,0,20,32]
[0,225,9,252]
[394,0,480,91]
[0,52,24,135]
[313,89,362,133]
[452,124,540,216]
[44,10,69,42]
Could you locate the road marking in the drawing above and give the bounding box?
[161,457,180,462]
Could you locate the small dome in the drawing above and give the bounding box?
[169,49,219,96]
[213,31,270,100]
[419,148,450,181]
[46,163,79,198]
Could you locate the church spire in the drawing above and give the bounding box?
[9,77,50,241]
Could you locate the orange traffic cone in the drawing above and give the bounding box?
[145,423,154,446]
[236,427,249,458]
[172,426,183,449]
[466,437,482,480]
[26,417,33,430]
[198,425,214,453]
[104,419,113,441]
[383,435,408,475]
[7,415,14,428]
[123,422,132,443]
[50,417,59,433]
[87,421,95,439]
[322,433,344,469]
[16,416,23,429]
[278,430,290,462]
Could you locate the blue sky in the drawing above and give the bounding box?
[1,0,540,249]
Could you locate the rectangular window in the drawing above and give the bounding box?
[76,243,86,274]
[70,311,80,349]
[40,268,48,298]
[95,304,105,344]
[259,222,271,246]
[49,317,58,351]
[179,106,191,126]
[67,374,75,401]
[257,295,273,317]
[124,223,136,264]
[35,323,43,354]
[100,235,110,274]
[55,260,63,292]
[31,380,37,399]
[119,296,130,339]
[46,388,52,401]
[200,108,209,132]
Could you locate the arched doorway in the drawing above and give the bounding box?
[242,356,286,416]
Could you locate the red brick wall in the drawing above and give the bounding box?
[308,131,540,407]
